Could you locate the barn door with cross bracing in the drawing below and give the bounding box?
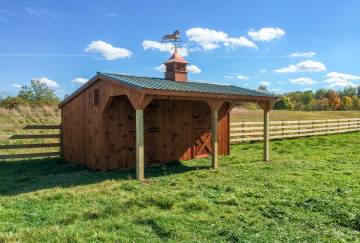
[192,102,212,158]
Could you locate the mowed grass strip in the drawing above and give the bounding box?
[0,132,360,242]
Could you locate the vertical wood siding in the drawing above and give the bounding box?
[62,80,230,170]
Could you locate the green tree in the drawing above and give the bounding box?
[257,85,268,93]
[1,80,59,108]
[340,96,353,110]
[352,96,360,110]
[287,91,304,110]
[339,87,357,98]
[315,89,328,99]
[273,96,295,110]
[302,90,314,105]
[18,80,59,106]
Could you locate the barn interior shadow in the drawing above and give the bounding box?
[0,158,209,196]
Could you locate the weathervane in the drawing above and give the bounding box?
[161,30,182,49]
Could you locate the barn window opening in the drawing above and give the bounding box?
[94,88,100,106]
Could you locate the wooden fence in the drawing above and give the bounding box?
[231,118,360,143]
[0,124,61,160]
[1,118,360,159]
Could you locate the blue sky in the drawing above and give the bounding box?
[0,0,359,98]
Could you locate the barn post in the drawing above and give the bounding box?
[263,108,270,162]
[207,100,224,169]
[211,109,219,169]
[258,101,271,162]
[136,109,144,180]
[127,91,153,181]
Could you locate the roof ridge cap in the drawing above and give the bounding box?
[99,72,166,81]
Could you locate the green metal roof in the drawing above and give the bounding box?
[98,72,275,98]
[59,72,276,107]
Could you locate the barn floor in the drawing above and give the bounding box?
[0,132,360,241]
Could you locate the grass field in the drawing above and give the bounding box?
[0,132,359,242]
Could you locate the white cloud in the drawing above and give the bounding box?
[290,51,316,58]
[12,83,23,88]
[142,40,188,56]
[325,72,360,80]
[225,36,257,49]
[324,78,357,88]
[248,27,285,42]
[259,69,267,73]
[85,40,132,60]
[187,64,201,74]
[154,64,201,74]
[186,27,257,50]
[71,77,88,85]
[224,73,250,80]
[269,88,282,93]
[32,77,60,88]
[260,81,270,86]
[24,8,62,18]
[274,60,326,73]
[154,64,165,72]
[289,77,317,85]
[323,72,360,88]
[236,75,249,80]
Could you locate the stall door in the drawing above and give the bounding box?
[144,101,162,164]
[192,102,212,158]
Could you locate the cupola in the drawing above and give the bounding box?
[164,47,188,82]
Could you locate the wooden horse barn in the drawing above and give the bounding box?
[59,49,277,180]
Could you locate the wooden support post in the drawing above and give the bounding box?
[263,109,270,162]
[211,109,219,169]
[127,90,152,181]
[136,109,144,181]
[207,100,224,169]
[258,101,271,162]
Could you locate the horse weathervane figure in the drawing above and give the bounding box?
[161,30,182,50]
[161,30,181,42]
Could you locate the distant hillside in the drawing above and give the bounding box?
[0,106,60,126]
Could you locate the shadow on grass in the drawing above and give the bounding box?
[0,158,209,196]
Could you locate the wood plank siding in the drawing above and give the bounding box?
[61,79,230,170]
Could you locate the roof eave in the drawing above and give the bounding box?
[140,87,279,102]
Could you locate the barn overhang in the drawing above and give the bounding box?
[59,72,278,181]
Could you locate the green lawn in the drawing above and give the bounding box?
[0,132,360,242]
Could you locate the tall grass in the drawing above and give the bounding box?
[0,106,60,156]
[0,105,60,126]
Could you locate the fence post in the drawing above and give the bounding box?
[242,121,245,142]
[311,121,314,135]
[60,123,64,159]
[325,120,328,134]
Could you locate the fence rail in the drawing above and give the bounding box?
[1,118,360,159]
[231,118,360,143]
[0,124,61,160]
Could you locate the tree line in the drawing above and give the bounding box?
[271,87,360,111]
[1,80,360,111]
